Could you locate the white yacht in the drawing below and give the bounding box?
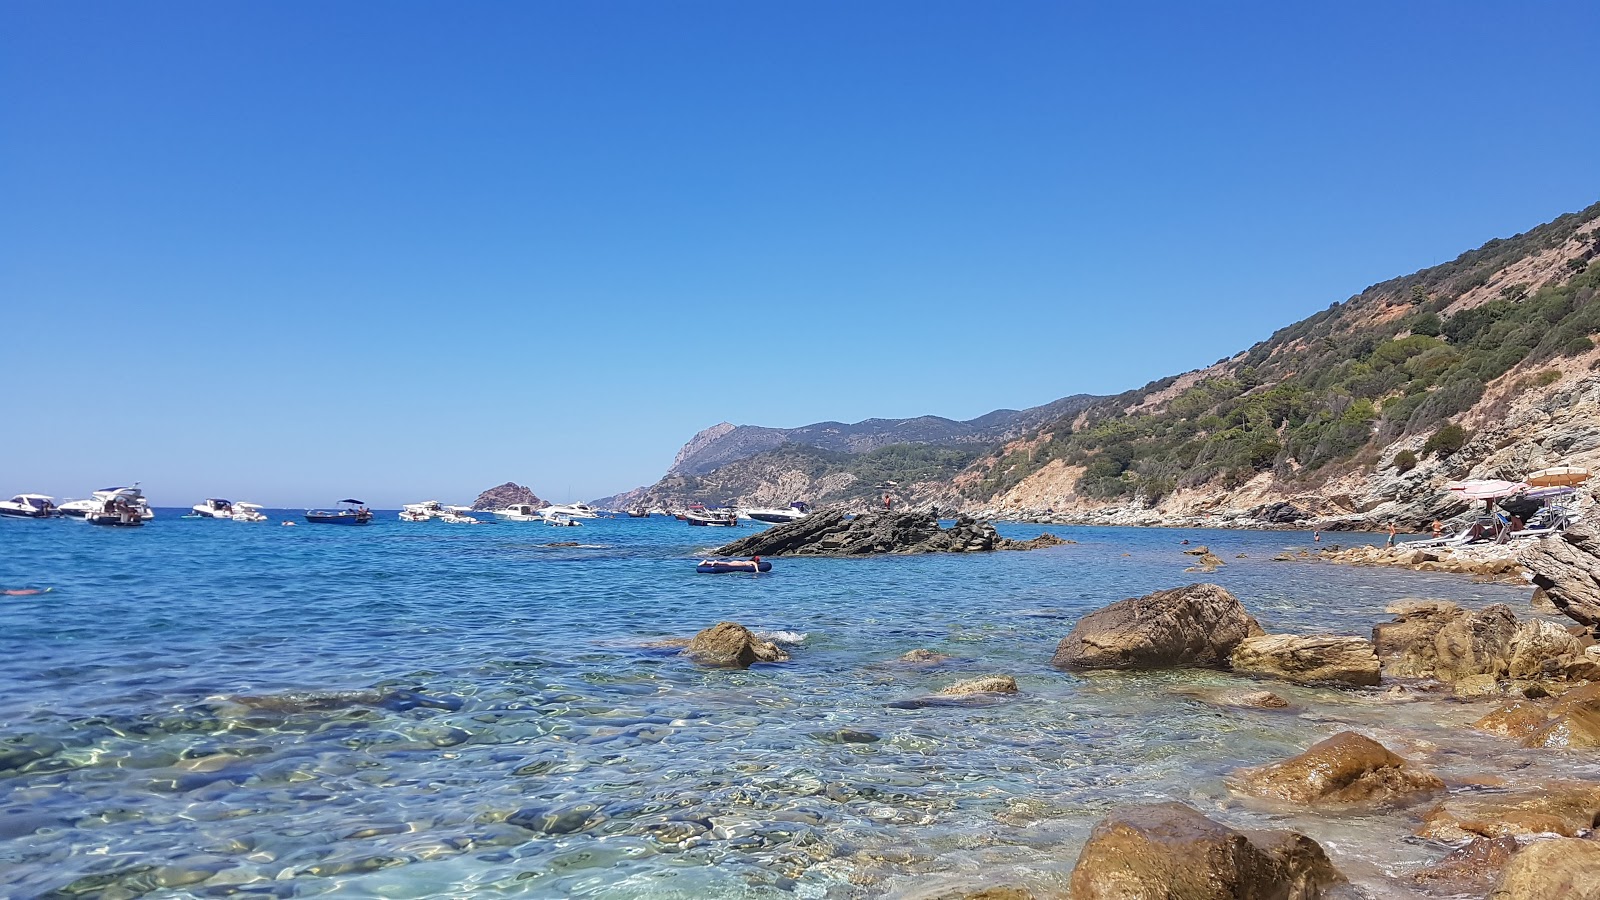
[191,498,236,518]
[543,502,600,519]
[400,500,445,522]
[231,502,268,522]
[740,502,811,524]
[85,487,146,527]
[61,485,154,521]
[546,512,581,527]
[492,503,545,522]
[0,494,59,518]
[439,506,480,524]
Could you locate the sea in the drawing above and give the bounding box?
[1,512,1588,898]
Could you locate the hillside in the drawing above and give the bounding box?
[666,395,1099,476]
[935,201,1600,526]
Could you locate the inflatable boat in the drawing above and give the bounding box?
[696,559,772,574]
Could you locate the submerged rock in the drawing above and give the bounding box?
[937,675,1018,696]
[1067,801,1345,900]
[1417,782,1600,841]
[1472,701,1552,741]
[897,648,951,665]
[1052,583,1263,670]
[1181,545,1226,572]
[1229,634,1381,687]
[1413,836,1520,892]
[1228,731,1443,807]
[1525,682,1600,748]
[683,622,790,668]
[1491,837,1600,899]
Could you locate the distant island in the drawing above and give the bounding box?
[471,483,547,512]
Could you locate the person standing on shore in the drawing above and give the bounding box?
[1431,519,1444,539]
[1385,521,1398,548]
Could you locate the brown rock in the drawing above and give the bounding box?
[1526,682,1600,748]
[1052,584,1263,670]
[1518,522,1600,630]
[1230,634,1381,686]
[1418,783,1600,841]
[683,622,790,668]
[1225,690,1293,709]
[898,648,950,665]
[1434,604,1520,683]
[1413,836,1520,891]
[1473,701,1552,741]
[1490,837,1600,899]
[1506,619,1584,679]
[1067,801,1345,900]
[1228,731,1444,807]
[1371,599,1466,678]
[937,675,1019,696]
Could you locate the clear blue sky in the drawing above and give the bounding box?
[4,1,1597,507]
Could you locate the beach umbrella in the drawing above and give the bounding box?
[1527,466,1590,487]
[1456,480,1528,500]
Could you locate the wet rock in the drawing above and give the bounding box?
[1067,801,1345,900]
[1182,545,1226,572]
[683,622,790,668]
[898,648,951,664]
[1473,701,1552,741]
[1227,690,1292,709]
[1229,634,1381,687]
[1518,521,1600,630]
[1533,586,1561,613]
[1005,532,1068,551]
[1372,599,1466,677]
[1434,604,1521,683]
[1052,583,1263,670]
[1228,731,1444,807]
[1525,682,1600,748]
[1417,783,1600,841]
[225,688,460,715]
[1412,836,1520,892]
[937,675,1019,696]
[1491,837,1600,899]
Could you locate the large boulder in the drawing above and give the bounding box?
[1433,604,1520,683]
[1228,731,1443,807]
[1506,619,1585,679]
[1370,601,1582,691]
[1371,599,1467,678]
[1230,634,1381,687]
[1525,682,1600,748]
[1519,521,1600,630]
[683,622,790,668]
[1052,584,1264,670]
[1472,701,1553,741]
[1067,802,1344,900]
[1490,838,1600,899]
[1413,837,1521,893]
[937,675,1019,696]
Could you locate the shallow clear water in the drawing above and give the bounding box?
[0,514,1582,898]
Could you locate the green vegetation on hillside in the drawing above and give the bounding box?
[665,442,985,505]
[963,202,1600,504]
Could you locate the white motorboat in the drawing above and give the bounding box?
[546,512,582,527]
[61,485,154,521]
[231,502,268,522]
[85,487,146,526]
[543,502,600,519]
[439,506,480,524]
[191,498,236,518]
[492,503,546,522]
[400,500,445,522]
[0,494,59,518]
[740,502,811,524]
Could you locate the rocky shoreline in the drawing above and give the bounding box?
[663,519,1600,898]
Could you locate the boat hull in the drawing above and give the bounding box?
[305,513,371,525]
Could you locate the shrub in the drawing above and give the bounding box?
[1393,449,1418,473]
[1422,423,1468,457]
[1561,335,1595,357]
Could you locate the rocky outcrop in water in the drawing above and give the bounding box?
[1417,782,1600,841]
[683,622,789,668]
[1491,837,1600,899]
[711,510,1060,557]
[1067,802,1346,900]
[1051,583,1263,670]
[937,675,1018,696]
[1371,599,1596,695]
[1228,731,1443,808]
[470,482,547,512]
[1229,634,1381,687]
[1519,522,1600,630]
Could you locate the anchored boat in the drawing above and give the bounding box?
[305,499,373,525]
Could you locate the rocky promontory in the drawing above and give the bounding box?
[470,482,548,512]
[710,509,1064,557]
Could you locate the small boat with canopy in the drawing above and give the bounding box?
[305,499,373,525]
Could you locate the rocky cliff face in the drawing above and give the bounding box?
[470,483,548,512]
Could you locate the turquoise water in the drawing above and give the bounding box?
[0,514,1570,898]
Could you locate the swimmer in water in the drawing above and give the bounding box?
[4,588,49,596]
